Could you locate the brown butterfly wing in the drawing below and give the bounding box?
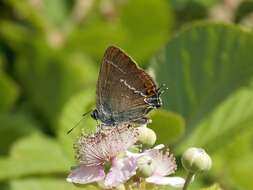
[96,46,158,123]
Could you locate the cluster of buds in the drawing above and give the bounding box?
[67,123,185,188]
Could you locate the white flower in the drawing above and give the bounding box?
[145,148,185,188]
[67,123,139,188]
[127,144,185,188]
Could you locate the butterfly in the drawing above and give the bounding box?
[91,46,162,126]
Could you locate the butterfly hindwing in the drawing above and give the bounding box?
[95,46,161,125]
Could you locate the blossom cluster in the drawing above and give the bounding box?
[66,123,185,188]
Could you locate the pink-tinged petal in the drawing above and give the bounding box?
[76,124,138,166]
[67,165,105,184]
[104,157,137,188]
[125,144,165,159]
[126,151,145,158]
[146,149,176,176]
[146,176,185,188]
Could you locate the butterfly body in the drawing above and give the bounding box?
[92,46,162,126]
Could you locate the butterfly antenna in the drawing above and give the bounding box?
[67,109,93,134]
[159,87,169,95]
[156,83,165,91]
[158,83,168,95]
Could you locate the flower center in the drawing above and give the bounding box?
[104,160,112,174]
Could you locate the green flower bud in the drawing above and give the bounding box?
[128,145,141,153]
[137,126,156,147]
[181,147,212,173]
[137,155,156,178]
[115,184,126,190]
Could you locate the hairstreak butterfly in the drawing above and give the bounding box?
[91,46,162,126]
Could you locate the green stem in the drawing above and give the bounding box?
[182,172,194,190]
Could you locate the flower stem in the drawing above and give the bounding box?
[182,172,194,190]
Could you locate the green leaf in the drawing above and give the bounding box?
[6,0,72,29]
[120,0,173,64]
[0,71,19,113]
[67,21,126,64]
[0,182,8,190]
[211,129,253,190]
[178,85,253,189]
[5,0,47,31]
[235,0,253,23]
[153,180,205,190]
[0,50,5,68]
[0,113,38,155]
[68,0,172,65]
[43,0,72,26]
[0,133,71,181]
[0,21,33,50]
[171,0,219,9]
[15,44,97,127]
[178,86,253,153]
[149,110,185,145]
[57,89,96,160]
[0,54,19,113]
[10,178,99,190]
[151,23,253,131]
[200,183,223,190]
[170,0,209,27]
[154,22,253,189]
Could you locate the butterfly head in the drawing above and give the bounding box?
[91,109,99,120]
[145,83,168,109]
[145,95,162,108]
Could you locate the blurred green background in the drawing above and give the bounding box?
[0,0,253,189]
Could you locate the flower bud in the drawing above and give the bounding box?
[128,145,141,153]
[181,147,212,173]
[137,155,156,177]
[137,126,156,147]
[115,184,126,190]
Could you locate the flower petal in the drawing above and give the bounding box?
[76,123,138,166]
[153,144,165,150]
[125,144,165,159]
[146,176,185,188]
[104,157,137,188]
[67,165,105,184]
[126,151,145,158]
[146,149,176,176]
